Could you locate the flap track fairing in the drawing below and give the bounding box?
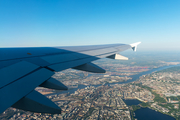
[39,77,68,90]
[73,62,106,73]
[12,90,61,114]
[107,53,128,60]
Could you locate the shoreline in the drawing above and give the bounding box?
[124,98,176,120]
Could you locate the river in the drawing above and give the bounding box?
[49,64,180,96]
[123,99,176,120]
[123,99,142,106]
[134,107,175,120]
[48,64,179,120]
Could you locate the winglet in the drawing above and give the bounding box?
[130,42,141,52]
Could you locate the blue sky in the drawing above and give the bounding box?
[0,0,180,51]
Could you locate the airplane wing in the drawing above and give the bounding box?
[0,42,141,114]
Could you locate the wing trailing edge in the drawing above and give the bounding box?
[0,42,141,114]
[0,64,54,113]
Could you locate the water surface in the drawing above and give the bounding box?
[134,107,175,120]
[123,99,142,106]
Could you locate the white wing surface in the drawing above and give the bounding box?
[0,42,141,114]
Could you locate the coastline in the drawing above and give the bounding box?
[124,98,176,120]
[133,106,176,120]
[46,64,180,119]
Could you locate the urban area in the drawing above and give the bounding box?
[1,54,180,120]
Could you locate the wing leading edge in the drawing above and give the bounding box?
[0,42,141,114]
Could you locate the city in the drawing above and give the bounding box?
[1,55,180,120]
[1,0,180,120]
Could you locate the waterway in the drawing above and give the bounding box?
[123,99,176,120]
[134,107,176,120]
[49,64,180,96]
[48,64,179,120]
[123,99,142,106]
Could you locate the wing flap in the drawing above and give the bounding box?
[0,59,21,69]
[0,61,39,89]
[0,42,141,114]
[0,68,53,113]
[12,90,61,114]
